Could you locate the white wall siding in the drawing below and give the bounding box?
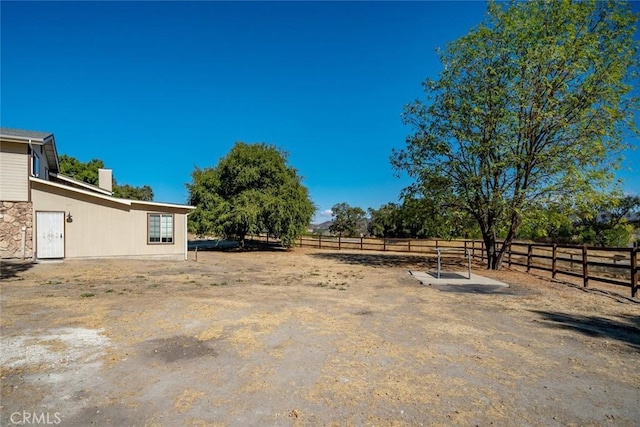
[0,142,28,201]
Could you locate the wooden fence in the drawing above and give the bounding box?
[503,242,638,298]
[278,234,638,298]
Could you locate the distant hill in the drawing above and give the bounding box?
[311,221,333,234]
[310,218,370,236]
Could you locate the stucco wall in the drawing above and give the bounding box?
[31,182,188,259]
[0,201,33,259]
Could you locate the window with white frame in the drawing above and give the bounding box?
[148,214,174,244]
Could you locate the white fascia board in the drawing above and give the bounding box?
[30,176,131,206]
[44,135,60,172]
[128,199,196,210]
[51,173,113,196]
[0,135,46,144]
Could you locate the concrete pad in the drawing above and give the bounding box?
[408,271,510,294]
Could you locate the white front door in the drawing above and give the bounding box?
[36,211,65,259]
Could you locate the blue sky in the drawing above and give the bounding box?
[2,1,638,223]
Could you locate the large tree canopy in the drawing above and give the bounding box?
[392,0,638,269]
[187,142,315,247]
[329,202,366,237]
[367,197,478,239]
[59,154,154,201]
[575,194,640,247]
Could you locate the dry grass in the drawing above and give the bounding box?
[1,248,638,426]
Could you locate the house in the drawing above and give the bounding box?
[0,127,194,260]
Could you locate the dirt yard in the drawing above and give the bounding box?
[1,248,639,426]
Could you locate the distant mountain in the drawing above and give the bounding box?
[311,220,333,233]
[310,219,370,236]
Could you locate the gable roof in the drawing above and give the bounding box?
[0,127,59,173]
[3,127,194,210]
[0,127,53,141]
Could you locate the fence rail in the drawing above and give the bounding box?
[254,234,638,298]
[503,241,638,297]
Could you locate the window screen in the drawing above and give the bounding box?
[148,214,173,244]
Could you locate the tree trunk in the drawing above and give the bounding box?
[482,233,509,270]
[487,237,495,269]
[491,243,506,270]
[486,209,521,270]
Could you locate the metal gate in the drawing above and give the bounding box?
[36,211,65,259]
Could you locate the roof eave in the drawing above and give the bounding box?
[42,134,59,173]
[31,177,195,210]
[30,177,131,206]
[50,172,113,196]
[127,200,196,210]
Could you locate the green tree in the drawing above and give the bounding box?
[367,196,478,239]
[392,0,638,269]
[58,154,154,201]
[400,195,478,239]
[329,203,366,237]
[576,195,640,247]
[516,202,575,244]
[113,184,154,201]
[58,155,103,186]
[187,142,315,247]
[368,203,401,238]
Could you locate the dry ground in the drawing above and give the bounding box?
[1,248,639,426]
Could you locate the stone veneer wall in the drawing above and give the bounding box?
[0,201,33,259]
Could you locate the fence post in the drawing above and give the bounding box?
[631,247,638,298]
[472,240,476,260]
[300,235,303,248]
[582,244,589,288]
[408,239,411,253]
[383,239,386,251]
[360,236,363,250]
[338,235,341,250]
[527,244,532,272]
[552,243,557,279]
[319,234,322,249]
[508,242,512,268]
[570,253,574,272]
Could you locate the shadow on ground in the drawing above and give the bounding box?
[188,239,286,252]
[532,310,640,350]
[310,252,474,269]
[434,284,520,295]
[0,261,34,280]
[565,282,640,304]
[188,239,240,251]
[427,272,469,279]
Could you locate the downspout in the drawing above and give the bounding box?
[27,139,34,261]
[185,212,191,261]
[28,139,34,175]
[21,226,26,261]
